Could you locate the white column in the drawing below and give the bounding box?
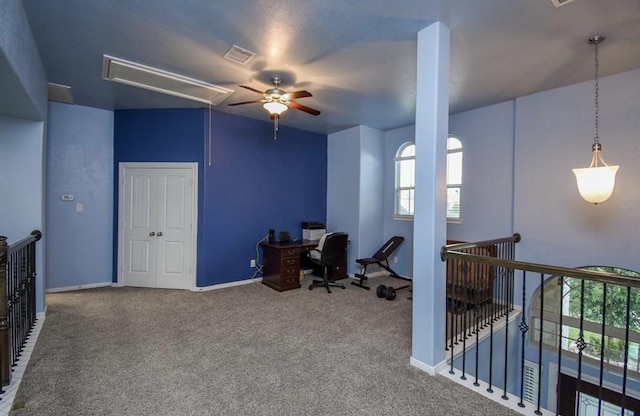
[410,21,450,374]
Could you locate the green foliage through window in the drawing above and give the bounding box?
[531,266,640,373]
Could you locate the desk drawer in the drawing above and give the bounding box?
[281,248,299,258]
[281,267,299,278]
[281,257,299,268]
[280,276,299,288]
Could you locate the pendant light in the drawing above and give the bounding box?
[572,35,619,204]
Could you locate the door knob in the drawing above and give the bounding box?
[149,232,155,237]
[157,232,163,237]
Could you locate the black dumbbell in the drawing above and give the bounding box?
[376,284,410,301]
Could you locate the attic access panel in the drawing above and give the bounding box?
[102,55,233,105]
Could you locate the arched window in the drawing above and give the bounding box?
[530,266,640,374]
[447,136,463,220]
[394,142,415,217]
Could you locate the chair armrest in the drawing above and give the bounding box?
[307,248,322,261]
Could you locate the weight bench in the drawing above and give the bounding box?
[352,236,405,290]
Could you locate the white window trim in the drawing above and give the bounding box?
[447,136,463,222]
[394,142,415,218]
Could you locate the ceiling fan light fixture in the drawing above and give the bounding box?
[263,101,288,115]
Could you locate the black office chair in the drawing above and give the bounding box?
[307,232,348,293]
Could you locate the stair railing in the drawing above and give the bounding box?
[0,230,42,388]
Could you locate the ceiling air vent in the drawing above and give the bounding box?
[223,45,256,66]
[550,0,577,7]
[48,82,74,104]
[102,55,234,105]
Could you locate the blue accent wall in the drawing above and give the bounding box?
[114,108,327,287]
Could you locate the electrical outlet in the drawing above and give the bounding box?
[393,256,398,264]
[250,259,256,268]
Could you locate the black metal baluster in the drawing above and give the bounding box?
[518,270,529,408]
[449,260,456,375]
[535,273,543,415]
[597,283,607,416]
[574,280,586,416]
[621,286,631,416]
[10,251,17,367]
[461,261,468,381]
[487,309,495,394]
[555,276,564,416]
[0,235,6,392]
[502,269,510,401]
[474,309,480,386]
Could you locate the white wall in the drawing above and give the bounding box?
[0,0,47,120]
[514,68,640,272]
[327,126,361,272]
[0,116,46,310]
[448,101,515,242]
[0,0,48,313]
[357,126,385,261]
[327,125,385,274]
[46,103,114,290]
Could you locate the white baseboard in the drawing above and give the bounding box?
[438,367,554,416]
[46,282,114,293]
[0,312,46,416]
[192,277,263,292]
[410,356,448,376]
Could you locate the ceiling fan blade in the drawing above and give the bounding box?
[239,85,265,94]
[288,101,321,116]
[227,99,263,106]
[284,90,312,99]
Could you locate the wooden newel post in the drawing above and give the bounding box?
[0,235,10,386]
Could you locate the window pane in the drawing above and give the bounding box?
[447,152,462,185]
[396,189,414,216]
[398,159,415,188]
[447,186,460,218]
[400,144,415,158]
[448,137,462,150]
[578,392,633,416]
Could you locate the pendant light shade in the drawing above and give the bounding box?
[573,144,619,204]
[573,35,618,204]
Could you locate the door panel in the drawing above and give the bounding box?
[120,164,195,290]
[122,169,157,288]
[156,169,193,289]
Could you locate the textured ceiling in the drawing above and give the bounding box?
[21,0,640,134]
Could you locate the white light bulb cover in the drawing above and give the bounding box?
[573,165,619,204]
[263,101,288,115]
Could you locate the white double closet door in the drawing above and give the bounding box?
[118,163,197,290]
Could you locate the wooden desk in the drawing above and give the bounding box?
[260,240,347,292]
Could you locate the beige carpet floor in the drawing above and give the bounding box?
[9,275,518,416]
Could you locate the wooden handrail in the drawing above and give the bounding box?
[442,244,640,288]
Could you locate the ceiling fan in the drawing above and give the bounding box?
[228,76,320,118]
[227,76,320,139]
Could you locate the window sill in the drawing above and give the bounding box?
[447,218,463,224]
[393,215,414,222]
